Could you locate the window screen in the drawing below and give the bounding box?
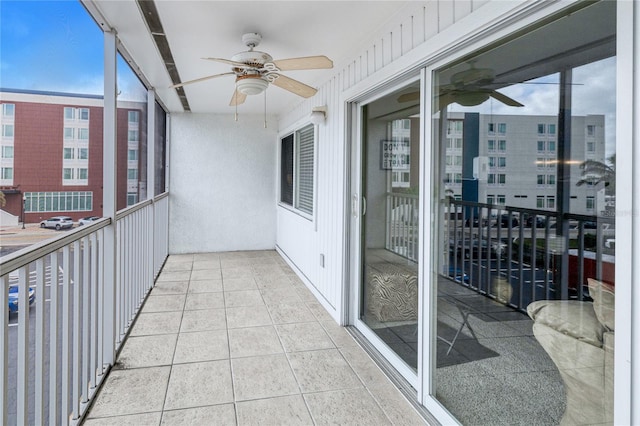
[281,134,294,205]
[295,124,314,215]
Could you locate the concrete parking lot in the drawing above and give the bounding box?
[0,224,72,258]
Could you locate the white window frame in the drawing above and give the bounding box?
[2,104,15,118]
[278,123,317,220]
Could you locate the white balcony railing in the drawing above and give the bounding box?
[0,193,169,425]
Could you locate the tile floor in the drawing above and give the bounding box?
[83,250,427,425]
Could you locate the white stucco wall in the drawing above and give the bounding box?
[168,113,277,254]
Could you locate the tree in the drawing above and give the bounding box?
[0,191,5,208]
[576,154,615,195]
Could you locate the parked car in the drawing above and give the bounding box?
[40,216,74,230]
[8,285,36,314]
[78,216,100,226]
[448,266,470,284]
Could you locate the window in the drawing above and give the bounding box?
[64,127,74,139]
[498,140,506,152]
[497,195,506,205]
[488,123,495,134]
[587,141,595,152]
[587,124,595,136]
[127,193,138,206]
[2,104,15,117]
[63,147,75,159]
[497,123,506,134]
[78,128,89,140]
[128,130,139,142]
[536,196,545,208]
[454,173,462,184]
[1,146,13,158]
[547,175,556,185]
[64,107,75,120]
[537,158,546,169]
[488,174,496,185]
[537,175,545,185]
[24,191,93,212]
[537,124,545,134]
[586,196,595,210]
[78,168,88,180]
[498,174,506,185]
[548,141,556,152]
[487,139,495,151]
[128,110,139,123]
[1,167,13,179]
[487,195,495,205]
[498,157,506,168]
[547,196,555,209]
[78,148,88,160]
[127,169,138,180]
[63,168,74,180]
[2,124,14,138]
[537,141,546,152]
[128,149,138,161]
[548,124,556,135]
[280,124,315,216]
[489,157,496,168]
[79,108,89,120]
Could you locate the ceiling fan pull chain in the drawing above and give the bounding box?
[264,90,267,129]
[235,81,239,122]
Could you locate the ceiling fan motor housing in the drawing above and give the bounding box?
[231,50,274,68]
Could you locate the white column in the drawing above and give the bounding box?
[147,90,156,280]
[102,30,117,365]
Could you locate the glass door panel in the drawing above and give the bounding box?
[358,81,421,373]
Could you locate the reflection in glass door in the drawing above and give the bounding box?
[357,81,421,373]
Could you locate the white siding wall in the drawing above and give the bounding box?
[169,113,277,253]
[276,0,493,319]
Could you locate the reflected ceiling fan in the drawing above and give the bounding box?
[398,61,524,109]
[170,33,333,106]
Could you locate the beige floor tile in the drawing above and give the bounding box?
[254,275,294,290]
[306,301,335,322]
[220,258,254,268]
[130,312,182,336]
[161,261,193,272]
[192,252,220,262]
[231,354,300,401]
[288,349,362,393]
[339,346,391,387]
[180,308,226,332]
[117,334,178,369]
[161,404,236,426]
[224,290,265,308]
[297,287,319,302]
[192,259,221,270]
[223,277,258,292]
[228,325,284,358]
[166,254,194,262]
[190,268,222,281]
[320,320,359,348]
[222,267,254,279]
[276,322,335,352]
[164,360,233,410]
[187,279,223,293]
[368,384,428,425]
[157,270,192,282]
[226,305,273,328]
[236,395,313,426]
[152,281,189,295]
[304,388,392,426]
[88,366,170,418]
[260,287,302,305]
[267,301,315,324]
[184,292,224,310]
[84,412,162,425]
[173,330,229,364]
[142,294,186,313]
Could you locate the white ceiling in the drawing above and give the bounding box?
[89,1,414,115]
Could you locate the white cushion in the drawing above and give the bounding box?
[527,300,604,347]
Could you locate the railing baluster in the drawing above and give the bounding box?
[72,240,81,419]
[61,245,70,425]
[97,228,105,378]
[17,265,30,425]
[90,233,98,388]
[35,258,45,424]
[82,236,90,403]
[49,251,59,424]
[0,275,7,426]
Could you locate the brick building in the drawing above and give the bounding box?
[0,89,146,225]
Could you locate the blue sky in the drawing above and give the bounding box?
[1,1,104,94]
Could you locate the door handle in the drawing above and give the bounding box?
[362,196,367,216]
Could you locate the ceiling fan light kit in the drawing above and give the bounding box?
[171,32,334,116]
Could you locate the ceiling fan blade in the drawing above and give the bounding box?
[229,89,247,106]
[271,74,317,98]
[272,55,333,71]
[489,90,524,107]
[202,57,251,68]
[169,72,235,89]
[397,92,420,103]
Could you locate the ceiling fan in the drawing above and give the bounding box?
[397,61,524,109]
[170,33,333,107]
